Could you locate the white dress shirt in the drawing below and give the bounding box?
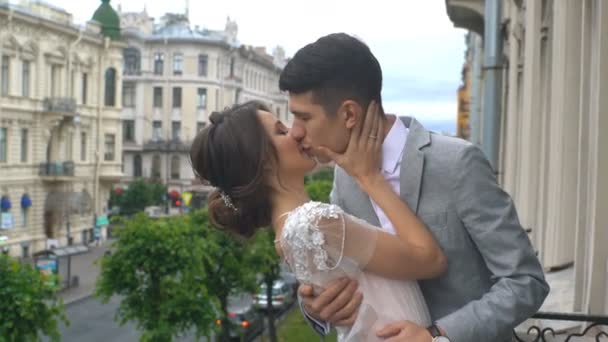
[370,116,409,235]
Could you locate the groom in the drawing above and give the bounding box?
[278,33,549,342]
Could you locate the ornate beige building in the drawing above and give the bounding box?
[0,1,124,257]
[447,0,608,315]
[118,10,289,196]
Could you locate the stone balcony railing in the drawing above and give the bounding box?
[43,97,77,114]
[143,139,191,153]
[39,161,75,177]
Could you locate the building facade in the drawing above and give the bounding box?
[0,1,124,258]
[447,0,608,315]
[118,10,289,196]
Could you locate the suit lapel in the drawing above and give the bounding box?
[399,117,430,214]
[345,176,381,227]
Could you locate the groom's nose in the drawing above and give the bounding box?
[289,123,306,142]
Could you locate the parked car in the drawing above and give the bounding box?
[217,293,264,342]
[254,279,296,311]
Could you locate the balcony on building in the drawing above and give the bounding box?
[445,0,485,35]
[143,138,191,153]
[39,161,75,181]
[42,97,77,117]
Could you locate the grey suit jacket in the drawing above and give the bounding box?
[329,117,549,342]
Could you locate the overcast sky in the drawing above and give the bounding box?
[45,0,466,134]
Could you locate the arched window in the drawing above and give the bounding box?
[104,67,116,106]
[123,47,141,75]
[133,154,142,177]
[152,154,161,179]
[171,155,180,179]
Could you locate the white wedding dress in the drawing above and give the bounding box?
[277,201,431,342]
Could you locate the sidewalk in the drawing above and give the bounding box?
[58,241,111,305]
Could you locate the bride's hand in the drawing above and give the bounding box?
[316,100,385,191]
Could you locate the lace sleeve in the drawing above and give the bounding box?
[279,202,378,292]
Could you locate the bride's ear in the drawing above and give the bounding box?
[340,100,362,129]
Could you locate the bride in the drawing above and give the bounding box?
[189,100,447,341]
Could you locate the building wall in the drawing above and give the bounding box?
[0,3,124,257]
[447,0,608,315]
[118,12,288,195]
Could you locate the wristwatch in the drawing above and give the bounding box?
[427,324,451,342]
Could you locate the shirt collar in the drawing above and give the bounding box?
[382,116,409,174]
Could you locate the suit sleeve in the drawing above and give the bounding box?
[436,145,550,342]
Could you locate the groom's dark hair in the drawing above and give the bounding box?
[279,33,383,116]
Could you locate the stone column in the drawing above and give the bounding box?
[501,0,523,203]
[573,0,594,312]
[579,0,608,315]
[512,0,543,242]
[543,0,583,269]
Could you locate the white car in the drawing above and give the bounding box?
[254,279,296,311]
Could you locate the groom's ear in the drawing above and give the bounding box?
[340,100,362,129]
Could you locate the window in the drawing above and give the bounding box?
[82,73,88,104]
[80,132,86,161]
[229,57,235,77]
[198,54,208,76]
[104,134,115,161]
[1,55,9,96]
[123,47,141,75]
[153,87,163,108]
[20,208,27,228]
[152,155,161,179]
[21,61,29,97]
[0,128,7,162]
[104,68,116,106]
[122,82,135,107]
[173,53,183,75]
[277,107,282,121]
[154,53,164,75]
[123,120,135,142]
[171,155,180,179]
[50,65,60,97]
[133,154,142,177]
[197,122,206,132]
[172,121,181,141]
[70,70,76,98]
[172,87,182,108]
[20,128,28,162]
[215,89,219,109]
[197,88,207,109]
[152,121,162,141]
[21,244,29,258]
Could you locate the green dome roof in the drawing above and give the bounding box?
[92,0,120,40]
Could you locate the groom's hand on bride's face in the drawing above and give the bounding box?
[299,278,363,326]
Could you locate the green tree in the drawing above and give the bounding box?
[111,179,167,215]
[95,213,216,342]
[304,167,334,184]
[248,228,281,342]
[0,254,67,342]
[305,179,333,203]
[190,209,258,342]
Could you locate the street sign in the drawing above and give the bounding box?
[1,212,14,229]
[96,216,109,227]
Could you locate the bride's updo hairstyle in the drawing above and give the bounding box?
[190,101,278,237]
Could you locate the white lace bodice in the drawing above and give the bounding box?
[278,201,431,341]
